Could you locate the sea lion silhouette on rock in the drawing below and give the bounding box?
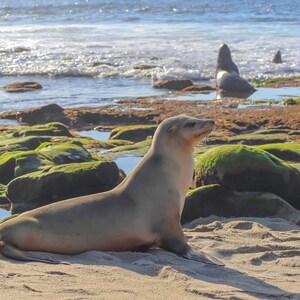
[272,49,283,64]
[216,43,256,95]
[0,116,223,266]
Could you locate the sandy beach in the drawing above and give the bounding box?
[1,216,299,300]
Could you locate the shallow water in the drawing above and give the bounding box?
[114,155,142,175]
[0,208,11,222]
[0,0,299,100]
[77,129,110,141]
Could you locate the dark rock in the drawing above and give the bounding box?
[12,122,73,138]
[110,125,157,143]
[153,78,193,91]
[16,104,69,125]
[8,160,122,212]
[194,145,300,209]
[1,82,42,93]
[181,84,215,92]
[181,184,299,224]
[133,65,156,70]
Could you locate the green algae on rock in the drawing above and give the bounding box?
[0,150,53,185]
[7,160,122,212]
[194,145,300,209]
[109,124,157,143]
[257,143,300,162]
[0,183,9,205]
[37,141,94,164]
[181,184,300,225]
[11,122,73,138]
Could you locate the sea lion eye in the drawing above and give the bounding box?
[184,122,196,128]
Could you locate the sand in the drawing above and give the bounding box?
[0,216,299,300]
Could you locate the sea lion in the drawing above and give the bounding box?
[272,49,283,63]
[0,116,223,266]
[216,43,256,94]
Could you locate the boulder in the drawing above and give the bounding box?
[181,84,215,92]
[0,151,53,185]
[7,160,122,212]
[12,122,73,138]
[37,141,94,164]
[181,185,300,225]
[257,143,300,162]
[16,104,69,125]
[1,82,42,93]
[153,78,193,90]
[194,145,300,209]
[110,125,157,143]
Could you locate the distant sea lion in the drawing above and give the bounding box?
[272,49,283,63]
[216,43,255,94]
[0,116,223,266]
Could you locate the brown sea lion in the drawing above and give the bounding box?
[0,116,223,266]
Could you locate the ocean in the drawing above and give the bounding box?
[0,0,299,111]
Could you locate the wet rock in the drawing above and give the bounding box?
[0,184,10,205]
[181,184,299,224]
[1,82,42,93]
[0,151,53,185]
[7,160,122,212]
[37,141,94,164]
[16,104,69,125]
[0,136,50,156]
[153,78,193,91]
[110,124,157,143]
[257,143,300,162]
[181,84,215,92]
[194,145,300,209]
[12,122,73,138]
[133,65,156,70]
[272,50,283,64]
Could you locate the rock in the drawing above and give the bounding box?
[272,50,283,63]
[16,104,69,125]
[181,185,300,225]
[257,143,300,162]
[0,184,10,205]
[11,122,73,138]
[216,43,255,94]
[194,145,300,209]
[0,151,53,185]
[1,82,42,93]
[153,78,193,91]
[37,141,94,164]
[181,84,215,92]
[0,136,51,156]
[7,160,122,212]
[109,125,157,143]
[133,65,156,70]
[0,47,30,53]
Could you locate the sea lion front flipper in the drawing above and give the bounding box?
[182,249,224,266]
[0,242,69,265]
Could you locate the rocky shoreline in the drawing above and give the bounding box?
[0,77,300,222]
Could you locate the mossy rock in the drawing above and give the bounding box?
[0,136,50,155]
[251,76,300,87]
[110,125,157,143]
[181,184,298,224]
[256,143,300,162]
[106,139,152,157]
[37,141,94,164]
[7,160,122,212]
[194,145,300,209]
[227,132,288,145]
[11,122,72,138]
[0,183,10,205]
[0,150,53,184]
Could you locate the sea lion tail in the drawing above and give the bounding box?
[0,241,69,265]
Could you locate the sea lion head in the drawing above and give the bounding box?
[216,43,239,75]
[153,116,215,149]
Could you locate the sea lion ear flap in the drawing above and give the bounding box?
[167,124,178,134]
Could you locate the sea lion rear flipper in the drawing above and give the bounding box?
[182,249,224,266]
[0,241,69,265]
